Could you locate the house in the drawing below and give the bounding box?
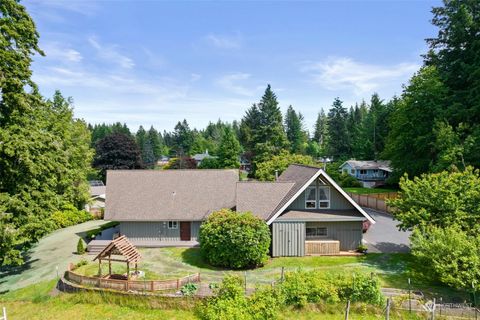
[156,155,170,167]
[104,164,375,256]
[339,160,392,188]
[85,180,106,215]
[192,150,217,167]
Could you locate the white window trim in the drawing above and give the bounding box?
[168,221,178,229]
[305,186,317,209]
[318,186,330,209]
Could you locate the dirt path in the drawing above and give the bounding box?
[0,220,107,293]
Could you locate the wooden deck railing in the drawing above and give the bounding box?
[348,192,398,213]
[65,268,200,292]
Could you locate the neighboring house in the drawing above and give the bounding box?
[339,160,392,188]
[156,155,170,167]
[239,155,252,173]
[192,150,217,167]
[86,180,106,215]
[104,164,375,256]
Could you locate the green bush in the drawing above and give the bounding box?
[50,204,92,229]
[77,238,86,255]
[198,275,281,320]
[199,209,271,269]
[279,270,384,307]
[357,244,368,253]
[181,283,199,296]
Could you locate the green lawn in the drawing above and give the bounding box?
[344,187,398,194]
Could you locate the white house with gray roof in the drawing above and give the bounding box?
[339,160,392,188]
[104,164,375,256]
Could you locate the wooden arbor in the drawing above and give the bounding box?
[93,235,141,280]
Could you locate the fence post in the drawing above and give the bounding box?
[431,298,436,320]
[244,271,247,294]
[344,300,350,320]
[281,267,285,282]
[385,298,390,320]
[2,307,6,320]
[408,278,412,313]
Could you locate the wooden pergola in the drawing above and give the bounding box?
[93,235,141,280]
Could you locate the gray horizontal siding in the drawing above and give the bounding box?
[306,221,363,251]
[119,221,202,243]
[272,222,305,257]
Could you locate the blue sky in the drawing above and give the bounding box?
[25,0,440,133]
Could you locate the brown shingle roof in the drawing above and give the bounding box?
[105,169,239,221]
[236,181,295,220]
[93,235,141,263]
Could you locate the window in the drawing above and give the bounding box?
[318,186,330,208]
[359,169,367,175]
[351,169,355,174]
[305,186,317,209]
[168,221,178,229]
[306,227,327,239]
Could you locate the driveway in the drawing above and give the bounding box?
[0,220,107,293]
[363,208,411,253]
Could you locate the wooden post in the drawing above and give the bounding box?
[431,298,436,320]
[385,298,390,320]
[344,300,350,320]
[126,261,130,280]
[135,263,138,274]
[108,254,111,276]
[281,267,285,282]
[98,259,102,277]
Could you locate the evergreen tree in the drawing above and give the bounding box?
[218,126,242,168]
[147,126,162,159]
[313,109,329,157]
[361,93,390,159]
[172,119,194,156]
[327,98,350,159]
[136,125,147,155]
[141,139,156,168]
[284,105,307,154]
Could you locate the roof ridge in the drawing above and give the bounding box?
[237,180,296,184]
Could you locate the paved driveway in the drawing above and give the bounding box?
[363,209,411,253]
[0,220,107,293]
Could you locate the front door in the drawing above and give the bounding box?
[180,222,191,241]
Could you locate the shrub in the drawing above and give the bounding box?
[198,275,281,320]
[180,283,198,296]
[50,204,92,229]
[77,238,86,254]
[357,244,368,253]
[279,270,384,307]
[199,209,271,269]
[75,259,88,269]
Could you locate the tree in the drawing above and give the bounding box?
[147,126,162,159]
[90,122,130,146]
[284,106,307,154]
[410,225,480,291]
[135,125,147,155]
[255,151,316,181]
[164,157,197,169]
[359,94,391,159]
[172,119,194,156]
[327,98,350,159]
[240,85,288,171]
[383,67,447,181]
[218,126,241,168]
[388,167,480,232]
[313,109,329,150]
[141,139,156,168]
[199,209,271,269]
[93,132,143,180]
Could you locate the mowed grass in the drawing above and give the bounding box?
[0,280,426,320]
[344,187,398,194]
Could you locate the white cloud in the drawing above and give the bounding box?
[88,36,135,69]
[205,33,242,49]
[216,73,257,96]
[301,57,419,95]
[41,42,82,63]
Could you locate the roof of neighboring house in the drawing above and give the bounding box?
[340,160,392,172]
[105,169,239,221]
[236,181,295,220]
[192,150,217,162]
[276,209,365,222]
[90,185,106,197]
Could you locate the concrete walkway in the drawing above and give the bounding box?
[0,220,108,293]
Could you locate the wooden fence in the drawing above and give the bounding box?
[348,192,398,213]
[65,269,200,292]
